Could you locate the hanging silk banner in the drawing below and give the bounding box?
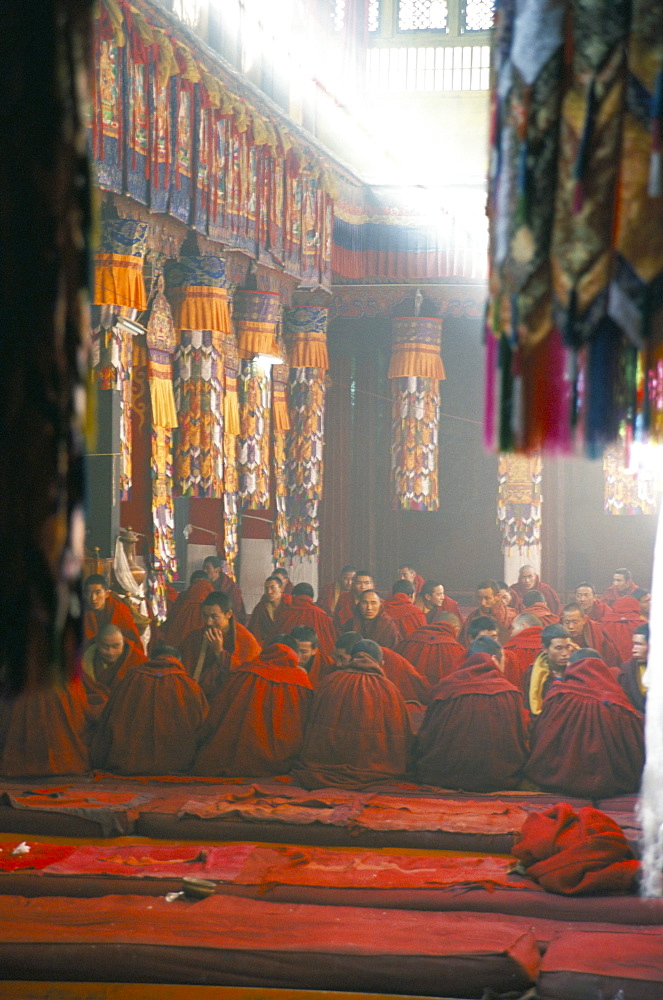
[497,452,543,551]
[238,359,272,509]
[271,338,291,565]
[222,332,241,578]
[167,255,229,497]
[93,219,148,310]
[234,289,281,359]
[93,22,123,193]
[604,440,659,515]
[388,317,444,511]
[116,317,135,500]
[284,306,330,370]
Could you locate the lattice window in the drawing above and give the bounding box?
[333,0,346,31]
[398,0,448,31]
[462,0,494,32]
[368,0,380,32]
[366,44,489,91]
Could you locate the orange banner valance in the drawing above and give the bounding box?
[234,290,281,359]
[387,317,446,381]
[283,307,329,370]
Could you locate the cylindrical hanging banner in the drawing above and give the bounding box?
[272,338,291,563]
[283,306,330,370]
[94,219,149,310]
[391,376,440,511]
[238,359,271,509]
[234,290,281,359]
[165,255,231,334]
[387,316,446,381]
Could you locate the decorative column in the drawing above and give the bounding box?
[283,306,329,560]
[497,453,543,583]
[222,332,241,578]
[271,335,291,565]
[387,317,445,511]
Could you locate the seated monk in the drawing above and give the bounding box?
[526,652,645,799]
[601,567,639,607]
[247,574,291,646]
[81,624,146,692]
[319,564,356,616]
[560,602,620,670]
[600,597,646,662]
[575,581,609,622]
[294,639,411,789]
[459,581,515,646]
[333,569,374,631]
[502,613,543,689]
[180,591,261,699]
[193,636,313,777]
[382,581,426,637]
[522,624,575,714]
[83,574,141,648]
[396,611,465,687]
[398,564,425,595]
[619,622,649,713]
[632,586,651,621]
[380,647,431,704]
[419,580,463,624]
[272,567,293,594]
[0,676,99,776]
[416,637,529,791]
[497,581,513,610]
[343,589,401,649]
[202,555,247,624]
[275,583,337,658]
[92,646,208,775]
[509,565,562,616]
[467,615,499,642]
[521,589,560,626]
[160,571,213,649]
[291,624,334,688]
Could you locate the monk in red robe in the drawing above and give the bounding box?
[398,564,425,595]
[0,676,99,776]
[601,568,639,607]
[294,639,411,789]
[633,586,651,620]
[333,570,375,631]
[81,624,146,692]
[319,564,356,616]
[271,568,293,594]
[619,622,648,713]
[522,624,575,714]
[343,590,401,649]
[416,638,529,791]
[83,574,141,648]
[160,572,213,649]
[92,647,208,775]
[193,637,313,777]
[382,581,427,637]
[509,566,562,616]
[521,590,560,626]
[502,613,543,689]
[419,580,463,623]
[526,654,645,799]
[560,603,621,670]
[180,591,261,699]
[291,625,335,688]
[202,556,247,624]
[459,581,516,646]
[575,582,609,622]
[380,647,431,704]
[247,575,291,646]
[600,597,646,662]
[396,612,465,687]
[275,583,337,658]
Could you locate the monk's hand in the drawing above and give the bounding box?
[205,627,225,655]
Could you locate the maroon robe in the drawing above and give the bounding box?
[276,595,337,658]
[382,593,427,637]
[160,579,213,649]
[619,659,647,713]
[600,598,646,662]
[416,654,529,791]
[294,660,411,789]
[247,594,291,647]
[81,638,147,692]
[193,644,314,777]
[521,602,559,627]
[459,602,516,647]
[601,579,638,606]
[217,572,247,625]
[84,592,141,648]
[380,647,431,704]
[509,576,562,616]
[424,596,463,624]
[344,607,402,649]
[581,618,621,670]
[319,581,345,616]
[526,656,644,799]
[333,590,357,632]
[503,625,543,689]
[396,622,466,687]
[180,621,262,700]
[306,650,336,688]
[585,597,609,622]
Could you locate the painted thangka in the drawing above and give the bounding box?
[388,317,445,511]
[283,307,330,558]
[497,453,543,583]
[603,441,659,516]
[485,0,663,455]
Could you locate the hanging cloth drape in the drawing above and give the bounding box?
[388,317,445,511]
[234,289,281,359]
[94,218,148,309]
[238,358,272,509]
[271,336,291,565]
[497,452,543,555]
[222,331,241,577]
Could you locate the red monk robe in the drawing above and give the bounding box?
[423,596,463,624]
[84,592,141,648]
[294,650,412,789]
[459,602,516,647]
[247,594,291,647]
[380,647,431,704]
[382,593,427,637]
[92,653,208,775]
[81,638,147,692]
[526,656,645,799]
[503,625,543,689]
[521,602,559,627]
[276,595,337,658]
[601,578,638,606]
[306,650,336,688]
[0,678,99,777]
[599,598,645,662]
[416,653,529,791]
[333,591,357,632]
[180,620,261,700]
[343,608,402,649]
[216,572,247,625]
[585,597,609,621]
[397,622,466,687]
[193,643,314,777]
[319,581,347,616]
[160,578,214,649]
[580,618,621,670]
[510,575,562,616]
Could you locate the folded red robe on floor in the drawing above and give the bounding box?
[396,622,466,686]
[192,645,313,777]
[526,656,644,799]
[512,802,639,895]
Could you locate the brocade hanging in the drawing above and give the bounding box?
[238,360,271,510]
[603,441,659,516]
[234,290,281,359]
[286,368,326,558]
[117,323,134,500]
[222,333,241,575]
[93,219,148,310]
[271,339,291,565]
[497,453,543,552]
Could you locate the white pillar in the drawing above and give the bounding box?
[503,546,541,587]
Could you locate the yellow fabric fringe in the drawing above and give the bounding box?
[148,368,178,429]
[94,254,147,310]
[236,321,280,360]
[288,330,329,370]
[224,382,241,436]
[272,391,291,432]
[388,343,446,381]
[172,287,231,334]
